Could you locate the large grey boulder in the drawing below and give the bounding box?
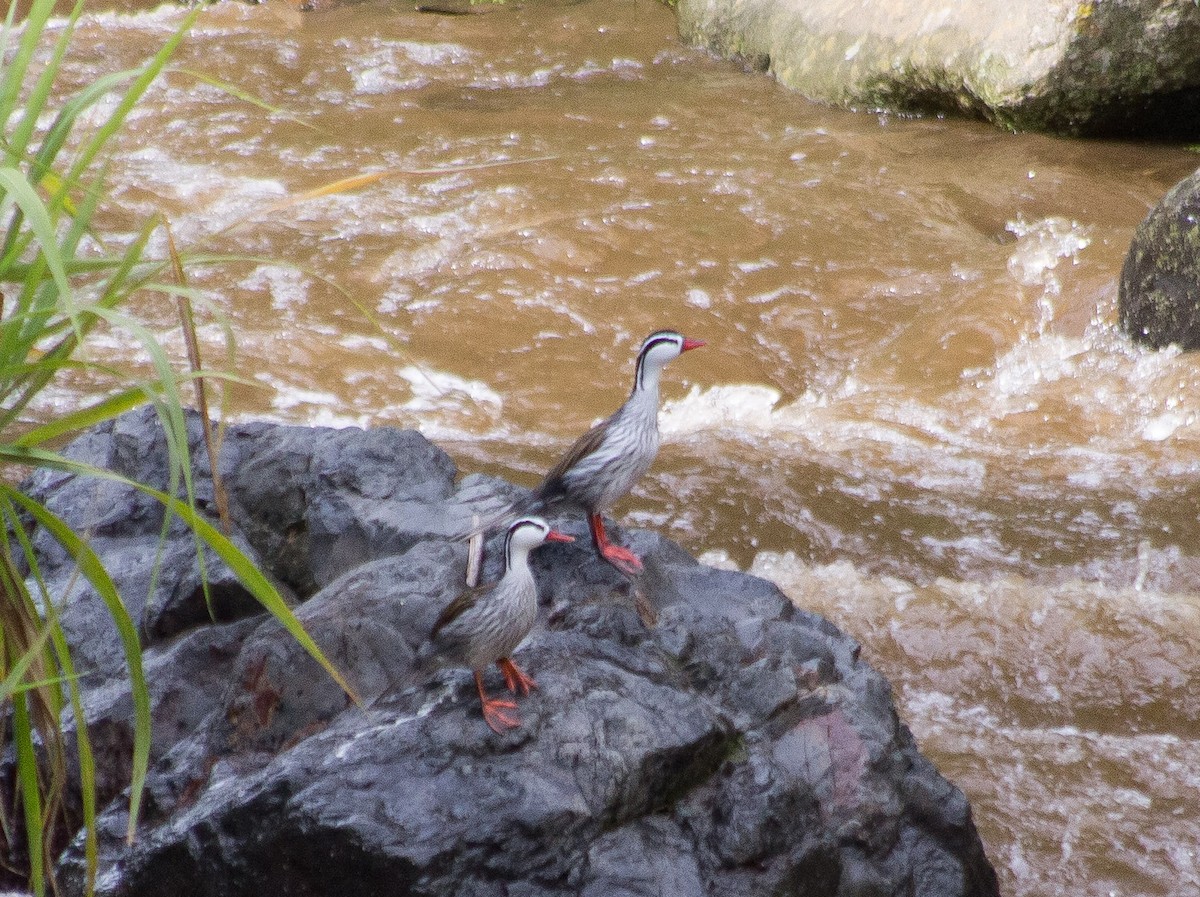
[676,0,1200,137]
[1119,167,1200,350]
[26,410,997,896]
[21,406,469,816]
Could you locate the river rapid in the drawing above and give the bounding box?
[33,0,1200,894]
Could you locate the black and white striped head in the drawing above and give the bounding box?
[634,330,705,391]
[504,516,574,570]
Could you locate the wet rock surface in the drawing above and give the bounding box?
[1119,166,1200,350]
[676,0,1200,137]
[32,408,997,896]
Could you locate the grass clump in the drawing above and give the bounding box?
[0,2,354,893]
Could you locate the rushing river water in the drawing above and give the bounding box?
[31,0,1200,894]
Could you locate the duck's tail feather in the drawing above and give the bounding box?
[450,489,550,543]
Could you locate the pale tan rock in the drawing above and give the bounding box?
[676,0,1200,136]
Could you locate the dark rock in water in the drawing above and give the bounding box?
[676,0,1200,138]
[30,409,997,897]
[1119,167,1200,350]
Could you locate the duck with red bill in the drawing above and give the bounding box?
[417,516,573,733]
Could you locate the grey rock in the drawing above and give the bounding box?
[579,817,707,897]
[61,617,260,817]
[211,541,469,759]
[17,406,462,832]
[23,406,465,674]
[21,409,284,692]
[25,410,995,897]
[139,535,283,645]
[1119,167,1200,349]
[223,417,464,593]
[676,0,1200,137]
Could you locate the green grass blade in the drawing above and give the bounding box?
[42,598,98,893]
[0,618,56,702]
[0,0,57,146]
[3,486,152,844]
[54,624,97,893]
[54,156,114,282]
[0,354,145,391]
[0,0,83,273]
[0,447,362,706]
[0,216,160,434]
[86,307,195,537]
[169,67,322,132]
[0,254,47,352]
[11,694,45,897]
[63,6,203,204]
[0,0,21,100]
[2,495,99,892]
[0,255,159,281]
[33,70,135,195]
[0,168,73,315]
[154,489,361,704]
[14,388,152,447]
[7,0,87,167]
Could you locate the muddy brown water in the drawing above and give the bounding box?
[27,0,1200,893]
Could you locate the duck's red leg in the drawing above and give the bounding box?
[497,657,538,695]
[588,512,643,575]
[475,670,519,733]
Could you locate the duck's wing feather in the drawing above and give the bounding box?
[430,583,488,641]
[536,416,612,500]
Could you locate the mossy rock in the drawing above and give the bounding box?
[1119,168,1200,350]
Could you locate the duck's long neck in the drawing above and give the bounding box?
[621,358,665,436]
[503,541,536,585]
[632,354,664,404]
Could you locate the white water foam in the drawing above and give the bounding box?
[396,366,502,414]
[1005,216,1091,332]
[659,383,782,436]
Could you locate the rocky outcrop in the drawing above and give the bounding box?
[26,408,997,896]
[675,0,1200,138]
[1119,167,1200,350]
